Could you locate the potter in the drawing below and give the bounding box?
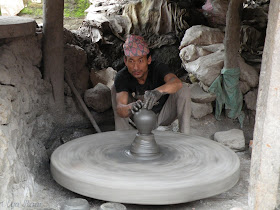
[111,35,191,134]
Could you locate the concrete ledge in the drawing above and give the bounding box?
[0,16,36,39]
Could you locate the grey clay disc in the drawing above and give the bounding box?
[51,130,240,205]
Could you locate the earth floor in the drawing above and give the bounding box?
[19,15,84,30]
[30,114,254,210]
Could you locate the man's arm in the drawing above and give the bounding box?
[116,91,134,118]
[156,73,182,94]
[143,73,182,109]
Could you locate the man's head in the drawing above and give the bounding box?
[123,35,151,81]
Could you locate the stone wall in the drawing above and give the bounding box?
[0,33,55,204]
[0,17,113,204]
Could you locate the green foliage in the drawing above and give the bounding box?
[18,0,90,18]
[18,1,43,16]
[19,7,43,16]
[64,0,90,18]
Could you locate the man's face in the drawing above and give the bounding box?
[124,55,152,80]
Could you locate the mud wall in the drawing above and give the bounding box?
[0,33,56,204]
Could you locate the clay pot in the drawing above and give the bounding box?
[133,108,157,134]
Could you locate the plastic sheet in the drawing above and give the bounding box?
[209,68,245,126]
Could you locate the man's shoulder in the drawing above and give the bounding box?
[114,66,134,92]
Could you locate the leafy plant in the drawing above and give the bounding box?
[64,0,90,18]
[18,0,90,18]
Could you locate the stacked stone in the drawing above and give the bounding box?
[0,17,52,204]
[83,67,117,113]
[190,83,215,119]
[179,25,260,116]
[0,16,101,205]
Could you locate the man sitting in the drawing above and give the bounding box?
[111,35,191,134]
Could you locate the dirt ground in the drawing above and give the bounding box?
[30,114,254,210]
[20,16,84,30]
[16,15,256,209]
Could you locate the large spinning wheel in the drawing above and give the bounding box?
[51,129,240,205]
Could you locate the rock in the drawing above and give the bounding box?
[0,34,55,204]
[84,83,112,113]
[214,129,245,151]
[244,89,258,110]
[0,86,16,125]
[179,44,211,63]
[239,81,251,94]
[0,64,11,85]
[201,43,224,53]
[182,50,224,86]
[90,67,117,89]
[64,44,90,94]
[190,83,216,103]
[62,198,90,210]
[100,202,126,210]
[184,53,257,91]
[238,56,259,88]
[179,25,224,50]
[191,102,213,119]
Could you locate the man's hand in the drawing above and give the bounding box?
[131,100,143,114]
[143,89,164,110]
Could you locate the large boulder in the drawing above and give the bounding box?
[182,50,224,86]
[244,89,258,110]
[182,50,259,90]
[238,56,259,88]
[201,43,224,53]
[239,81,251,94]
[190,83,216,103]
[179,25,224,50]
[90,67,117,89]
[179,44,211,63]
[64,44,90,95]
[191,102,213,119]
[84,83,112,113]
[214,129,245,151]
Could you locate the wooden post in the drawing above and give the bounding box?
[43,0,65,112]
[224,0,244,68]
[248,1,280,209]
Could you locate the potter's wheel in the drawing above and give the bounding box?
[51,130,240,205]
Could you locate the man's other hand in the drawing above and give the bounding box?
[143,89,163,110]
[131,100,143,114]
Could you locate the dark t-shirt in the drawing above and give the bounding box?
[114,61,171,113]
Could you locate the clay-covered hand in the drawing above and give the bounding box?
[131,100,144,114]
[143,89,164,110]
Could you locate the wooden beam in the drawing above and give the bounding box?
[43,0,65,112]
[224,0,243,68]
